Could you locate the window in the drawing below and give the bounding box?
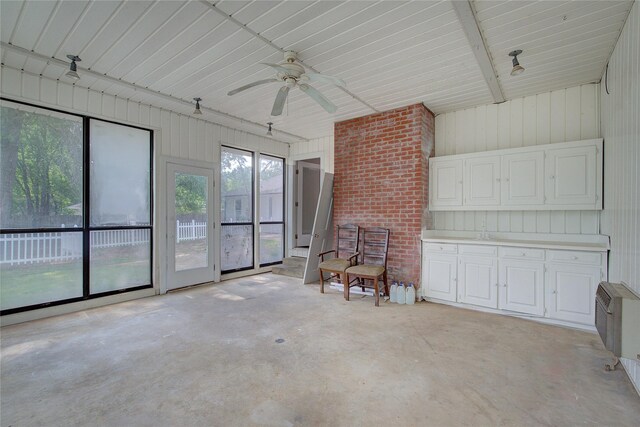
[221,147,253,272]
[0,99,153,314]
[259,155,284,266]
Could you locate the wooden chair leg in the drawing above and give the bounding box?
[374,276,380,307]
[319,269,325,293]
[383,270,389,296]
[344,273,350,301]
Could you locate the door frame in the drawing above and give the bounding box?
[296,160,321,247]
[158,156,220,293]
[286,152,324,257]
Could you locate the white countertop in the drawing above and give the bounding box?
[421,230,610,252]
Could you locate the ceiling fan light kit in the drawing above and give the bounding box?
[227,51,344,116]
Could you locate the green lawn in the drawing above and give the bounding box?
[0,256,150,311]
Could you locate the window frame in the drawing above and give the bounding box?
[258,154,286,267]
[0,98,154,315]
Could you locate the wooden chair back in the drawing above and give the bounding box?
[336,223,359,258]
[361,227,390,267]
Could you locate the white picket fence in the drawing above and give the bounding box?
[177,220,207,242]
[0,229,150,266]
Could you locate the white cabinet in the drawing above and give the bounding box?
[422,252,458,302]
[430,158,462,208]
[546,263,601,325]
[545,145,598,207]
[501,151,544,206]
[464,156,501,206]
[459,255,498,308]
[498,259,545,316]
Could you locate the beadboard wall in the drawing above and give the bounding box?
[0,66,289,161]
[600,1,640,394]
[289,135,334,173]
[432,83,601,235]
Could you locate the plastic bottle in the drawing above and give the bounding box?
[390,281,398,303]
[406,283,416,305]
[396,282,405,304]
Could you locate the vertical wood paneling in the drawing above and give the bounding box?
[432,83,601,235]
[289,135,334,173]
[600,0,640,394]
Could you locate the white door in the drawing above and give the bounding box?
[296,160,321,246]
[464,156,501,206]
[498,259,544,316]
[545,146,597,206]
[501,151,544,206]
[547,264,600,325]
[430,158,463,208]
[303,173,333,284]
[459,255,498,308]
[422,253,458,302]
[167,163,215,290]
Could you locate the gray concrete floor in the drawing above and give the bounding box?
[1,273,639,427]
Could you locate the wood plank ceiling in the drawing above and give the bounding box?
[0,0,633,141]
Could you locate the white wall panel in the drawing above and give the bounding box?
[600,0,640,396]
[433,83,600,235]
[289,135,334,173]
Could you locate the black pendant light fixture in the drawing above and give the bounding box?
[266,122,273,136]
[66,55,81,80]
[509,50,525,76]
[193,97,202,115]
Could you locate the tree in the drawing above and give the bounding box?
[175,173,206,215]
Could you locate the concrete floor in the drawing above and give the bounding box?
[1,274,639,426]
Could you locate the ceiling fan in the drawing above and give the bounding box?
[227,51,345,116]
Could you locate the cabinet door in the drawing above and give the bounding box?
[464,156,501,206]
[547,264,601,325]
[422,252,457,302]
[430,158,462,208]
[498,259,544,316]
[501,151,544,206]
[459,255,498,308]
[545,146,597,206]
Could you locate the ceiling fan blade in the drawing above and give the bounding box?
[271,86,290,116]
[227,78,278,96]
[261,63,291,74]
[303,73,346,87]
[298,84,337,114]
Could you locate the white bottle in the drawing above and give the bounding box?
[396,282,405,304]
[390,281,398,303]
[406,283,415,305]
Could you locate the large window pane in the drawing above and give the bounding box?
[259,156,284,222]
[90,120,150,226]
[90,229,150,293]
[175,172,208,272]
[259,224,284,265]
[221,224,252,271]
[0,232,83,310]
[221,148,252,223]
[0,100,83,229]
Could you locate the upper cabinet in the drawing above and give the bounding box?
[430,158,463,207]
[464,156,500,206]
[545,145,598,208]
[429,139,602,211]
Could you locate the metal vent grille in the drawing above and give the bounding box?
[596,284,612,308]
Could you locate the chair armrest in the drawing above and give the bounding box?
[348,252,360,266]
[318,250,336,262]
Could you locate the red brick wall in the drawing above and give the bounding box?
[333,103,434,287]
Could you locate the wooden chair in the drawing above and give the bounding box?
[318,224,360,300]
[345,227,390,307]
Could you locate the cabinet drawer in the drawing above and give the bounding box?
[459,244,497,257]
[424,243,458,254]
[499,247,545,261]
[547,250,601,266]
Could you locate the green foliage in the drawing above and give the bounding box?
[175,173,207,214]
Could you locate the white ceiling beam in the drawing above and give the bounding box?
[0,42,307,143]
[198,0,380,114]
[451,0,505,103]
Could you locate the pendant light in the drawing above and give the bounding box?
[509,50,525,76]
[266,122,273,136]
[193,97,202,115]
[66,55,81,80]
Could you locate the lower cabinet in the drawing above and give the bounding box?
[546,264,602,325]
[422,253,457,302]
[422,241,606,327]
[498,259,545,316]
[459,255,498,308]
